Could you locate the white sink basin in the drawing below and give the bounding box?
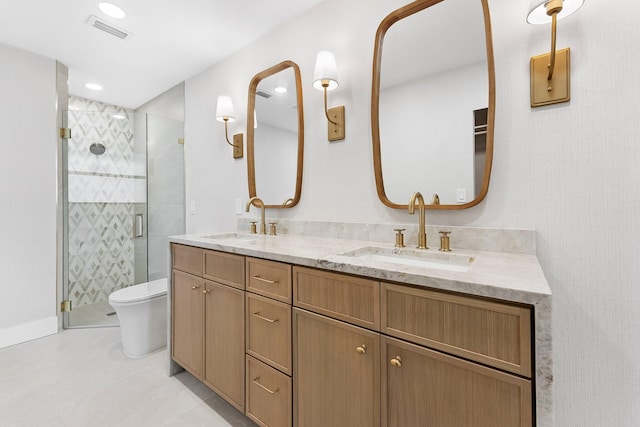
[339,247,474,272]
[201,233,259,243]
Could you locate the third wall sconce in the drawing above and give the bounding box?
[313,51,345,141]
[528,0,584,107]
[215,95,244,158]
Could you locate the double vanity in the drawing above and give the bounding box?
[169,0,553,425]
[167,224,552,427]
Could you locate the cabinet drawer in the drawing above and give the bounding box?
[172,244,203,276]
[381,282,532,377]
[293,267,380,330]
[247,293,292,375]
[203,250,245,289]
[246,355,292,427]
[247,258,292,303]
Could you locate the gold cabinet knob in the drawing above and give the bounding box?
[390,356,402,368]
[191,285,200,290]
[203,289,211,294]
[356,345,367,355]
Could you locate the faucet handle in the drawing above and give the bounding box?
[249,221,257,234]
[393,228,406,248]
[439,231,451,252]
[269,222,277,236]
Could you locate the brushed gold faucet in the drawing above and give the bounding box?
[246,197,266,234]
[408,192,428,249]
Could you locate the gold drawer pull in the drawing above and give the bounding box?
[253,312,279,323]
[253,275,279,285]
[191,285,200,290]
[390,356,402,368]
[356,345,367,355]
[203,289,211,294]
[252,377,279,394]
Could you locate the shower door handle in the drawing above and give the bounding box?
[134,214,144,238]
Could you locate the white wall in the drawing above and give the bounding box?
[184,0,640,425]
[0,42,58,347]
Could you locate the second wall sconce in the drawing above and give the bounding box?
[528,0,584,107]
[215,95,243,158]
[313,51,345,141]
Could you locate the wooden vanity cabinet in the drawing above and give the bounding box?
[293,308,381,427]
[171,244,246,412]
[172,245,536,427]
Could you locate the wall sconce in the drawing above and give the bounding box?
[215,95,243,158]
[528,0,584,107]
[313,51,345,141]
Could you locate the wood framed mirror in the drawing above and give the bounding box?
[247,61,304,208]
[371,0,495,209]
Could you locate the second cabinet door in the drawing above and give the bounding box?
[293,308,380,427]
[203,280,246,412]
[382,336,532,427]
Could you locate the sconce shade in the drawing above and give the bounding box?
[527,0,584,24]
[216,95,236,122]
[313,51,339,91]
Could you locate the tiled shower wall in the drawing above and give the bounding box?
[67,96,145,307]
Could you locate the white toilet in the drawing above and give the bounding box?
[108,278,168,358]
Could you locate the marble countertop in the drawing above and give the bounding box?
[169,232,551,306]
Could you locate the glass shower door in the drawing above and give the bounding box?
[63,105,148,328]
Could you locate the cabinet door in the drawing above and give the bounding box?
[382,336,532,427]
[294,308,380,427]
[203,280,246,412]
[171,270,204,379]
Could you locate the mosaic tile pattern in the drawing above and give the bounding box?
[67,96,143,307]
[68,202,134,306]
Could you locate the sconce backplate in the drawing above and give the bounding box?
[328,106,345,141]
[233,133,244,159]
[530,48,570,107]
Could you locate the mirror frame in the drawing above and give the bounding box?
[371,0,495,210]
[247,60,304,208]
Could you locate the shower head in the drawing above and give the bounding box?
[89,142,106,156]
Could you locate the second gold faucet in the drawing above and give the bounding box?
[408,191,428,249]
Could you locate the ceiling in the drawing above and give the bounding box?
[0,0,324,109]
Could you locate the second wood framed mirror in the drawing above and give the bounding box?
[371,0,495,209]
[247,61,304,208]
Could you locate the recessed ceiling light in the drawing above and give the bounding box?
[98,2,126,19]
[85,82,103,91]
[274,86,287,94]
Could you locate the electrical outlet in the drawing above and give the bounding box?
[189,201,196,215]
[235,198,242,215]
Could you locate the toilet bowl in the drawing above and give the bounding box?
[108,278,168,358]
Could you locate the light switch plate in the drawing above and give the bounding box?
[235,199,242,215]
[456,188,467,203]
[189,201,196,215]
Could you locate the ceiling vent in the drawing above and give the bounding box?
[256,90,272,99]
[87,15,132,40]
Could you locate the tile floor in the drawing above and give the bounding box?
[68,301,119,328]
[0,328,257,427]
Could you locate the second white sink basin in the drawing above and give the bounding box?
[339,246,474,272]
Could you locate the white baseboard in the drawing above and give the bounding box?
[0,317,59,349]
